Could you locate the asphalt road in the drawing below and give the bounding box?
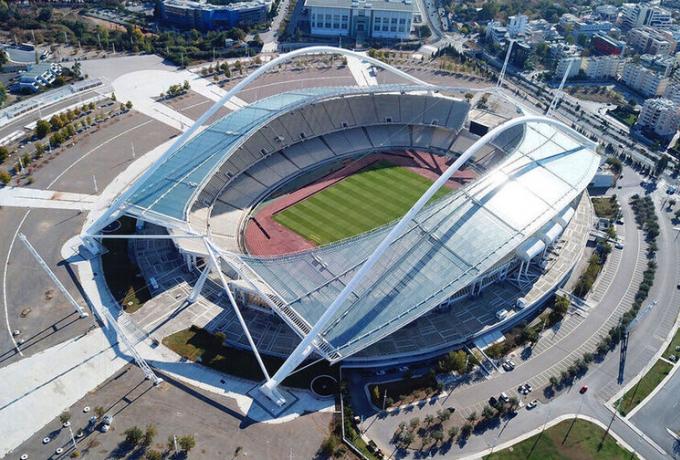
[0,111,177,367]
[631,359,680,457]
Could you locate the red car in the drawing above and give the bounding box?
[579,385,589,394]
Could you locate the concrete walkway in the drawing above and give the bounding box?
[111,70,196,131]
[0,187,97,211]
[346,54,378,87]
[0,328,127,458]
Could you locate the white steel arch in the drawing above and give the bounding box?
[82,46,432,245]
[260,114,596,405]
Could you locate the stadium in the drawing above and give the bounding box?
[83,47,600,406]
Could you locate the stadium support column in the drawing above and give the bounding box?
[187,266,210,304]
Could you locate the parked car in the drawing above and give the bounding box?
[101,414,113,432]
[376,370,386,376]
[489,396,499,407]
[87,416,97,432]
[526,400,538,409]
[579,385,588,394]
[500,392,510,403]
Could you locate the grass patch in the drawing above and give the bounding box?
[591,196,620,219]
[617,359,673,416]
[368,374,439,408]
[608,105,639,127]
[273,161,450,246]
[163,326,335,388]
[100,217,150,313]
[485,419,637,459]
[663,329,680,361]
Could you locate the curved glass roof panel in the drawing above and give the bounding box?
[240,120,600,360]
[122,84,464,222]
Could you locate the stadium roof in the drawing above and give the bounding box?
[122,84,471,226]
[116,83,599,362]
[240,121,600,361]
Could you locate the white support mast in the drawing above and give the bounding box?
[497,39,515,89]
[203,239,272,381]
[259,114,596,406]
[18,233,89,318]
[547,57,576,116]
[103,309,163,385]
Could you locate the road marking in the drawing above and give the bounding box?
[2,119,153,359]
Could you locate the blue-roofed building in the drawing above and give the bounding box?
[160,0,270,30]
[17,63,62,93]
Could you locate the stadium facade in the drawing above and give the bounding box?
[83,47,600,406]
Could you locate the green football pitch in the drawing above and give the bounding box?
[272,161,450,246]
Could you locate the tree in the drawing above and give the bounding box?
[125,426,144,446]
[0,146,7,162]
[424,414,435,426]
[38,7,52,21]
[111,92,117,101]
[437,408,451,423]
[371,385,380,403]
[126,100,133,110]
[431,430,444,444]
[0,81,6,105]
[166,435,176,453]
[466,411,477,423]
[399,431,414,446]
[49,114,64,131]
[182,80,190,91]
[72,61,82,80]
[145,450,162,460]
[142,424,157,448]
[447,426,459,440]
[0,169,10,185]
[409,417,420,430]
[549,375,559,387]
[59,411,71,425]
[438,350,468,373]
[482,405,495,419]
[94,406,105,418]
[178,434,196,453]
[320,435,338,455]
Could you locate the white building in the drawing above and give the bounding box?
[628,26,677,55]
[621,3,672,29]
[583,56,622,80]
[508,14,528,37]
[664,84,680,104]
[637,97,680,137]
[556,57,582,79]
[595,5,619,22]
[486,20,507,44]
[306,0,413,39]
[622,61,670,97]
[573,20,614,38]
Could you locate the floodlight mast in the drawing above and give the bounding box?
[81,46,432,251]
[259,114,595,406]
